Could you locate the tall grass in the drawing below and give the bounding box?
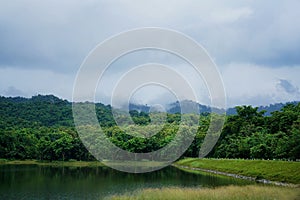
[107,185,300,200]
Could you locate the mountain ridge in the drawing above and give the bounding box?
[1,94,299,116]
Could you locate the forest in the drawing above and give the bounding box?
[0,95,299,161]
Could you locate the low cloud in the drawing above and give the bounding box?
[221,63,300,106]
[4,86,25,97]
[0,67,75,100]
[276,79,299,94]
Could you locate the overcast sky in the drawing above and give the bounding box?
[0,0,300,107]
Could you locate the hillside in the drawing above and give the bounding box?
[0,95,299,161]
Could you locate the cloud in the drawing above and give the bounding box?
[1,61,299,108]
[277,79,299,94]
[221,63,300,106]
[1,1,300,72]
[94,50,210,107]
[0,1,299,106]
[179,1,300,67]
[0,1,131,72]
[4,86,25,97]
[209,6,253,24]
[0,67,75,100]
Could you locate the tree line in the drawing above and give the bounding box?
[0,95,299,161]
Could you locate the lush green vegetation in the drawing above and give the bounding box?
[211,104,300,160]
[0,95,299,162]
[107,185,300,200]
[176,158,300,184]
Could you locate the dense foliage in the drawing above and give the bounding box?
[211,104,300,160]
[0,95,299,161]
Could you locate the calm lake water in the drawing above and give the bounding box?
[0,164,254,200]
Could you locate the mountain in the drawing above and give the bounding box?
[1,95,298,125]
[128,103,150,113]
[129,100,300,116]
[167,100,214,114]
[226,102,299,116]
[0,94,114,128]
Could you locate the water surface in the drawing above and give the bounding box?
[0,164,254,199]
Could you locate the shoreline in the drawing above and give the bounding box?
[0,160,104,167]
[1,159,299,188]
[175,158,300,186]
[173,164,298,187]
[0,159,167,168]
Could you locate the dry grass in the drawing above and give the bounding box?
[107,185,300,200]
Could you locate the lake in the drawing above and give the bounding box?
[0,164,254,199]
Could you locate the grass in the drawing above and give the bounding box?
[175,158,300,184]
[106,185,300,200]
[0,159,104,167]
[0,159,167,168]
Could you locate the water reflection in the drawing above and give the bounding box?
[0,164,254,199]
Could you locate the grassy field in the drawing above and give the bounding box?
[175,158,300,184]
[107,185,300,200]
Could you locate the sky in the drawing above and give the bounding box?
[0,0,300,107]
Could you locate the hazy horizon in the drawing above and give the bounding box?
[1,93,298,109]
